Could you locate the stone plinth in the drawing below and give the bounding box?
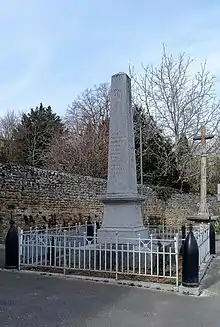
[98,73,148,243]
[187,215,210,223]
[187,215,219,224]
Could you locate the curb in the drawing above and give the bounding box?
[0,268,179,294]
[179,285,201,296]
[0,259,214,298]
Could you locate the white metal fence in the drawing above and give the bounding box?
[194,224,210,267]
[19,228,180,286]
[18,223,211,287]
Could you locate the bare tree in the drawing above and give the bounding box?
[0,110,20,162]
[66,83,110,132]
[45,84,110,178]
[130,45,220,184]
[43,132,76,172]
[0,110,20,139]
[45,122,109,178]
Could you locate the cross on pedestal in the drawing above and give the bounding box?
[193,125,214,218]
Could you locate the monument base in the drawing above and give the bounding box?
[187,215,219,223]
[98,193,147,244]
[187,215,210,223]
[97,226,149,244]
[99,193,145,204]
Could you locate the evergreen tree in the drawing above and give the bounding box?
[13,103,64,167]
[133,105,186,189]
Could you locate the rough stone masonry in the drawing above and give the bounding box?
[0,164,219,242]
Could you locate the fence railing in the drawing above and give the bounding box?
[18,223,211,287]
[21,221,99,235]
[146,224,181,239]
[19,229,180,286]
[194,224,210,267]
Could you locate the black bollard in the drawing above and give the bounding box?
[86,216,94,243]
[182,224,186,239]
[96,221,100,230]
[182,224,199,287]
[209,217,216,255]
[5,220,19,269]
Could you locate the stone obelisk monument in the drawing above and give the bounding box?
[98,73,148,242]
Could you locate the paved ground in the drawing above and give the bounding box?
[2,242,220,326]
[1,270,220,327]
[200,256,220,295]
[0,247,5,268]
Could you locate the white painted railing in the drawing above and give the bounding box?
[18,228,180,286]
[18,223,211,287]
[194,224,210,267]
[146,224,181,239]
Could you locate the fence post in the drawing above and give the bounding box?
[63,230,67,275]
[18,227,21,270]
[46,224,50,264]
[51,236,55,266]
[20,228,23,257]
[209,218,216,255]
[115,231,118,280]
[83,231,86,269]
[94,224,97,270]
[174,233,179,287]
[45,224,48,249]
[138,233,141,275]
[150,234,153,275]
[182,224,199,287]
[157,239,163,275]
[205,225,209,260]
[35,226,38,266]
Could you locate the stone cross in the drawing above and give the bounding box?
[193,125,214,218]
[98,73,148,242]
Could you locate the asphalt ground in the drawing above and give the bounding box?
[1,268,220,327]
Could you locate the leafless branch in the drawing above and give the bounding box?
[131,45,220,184]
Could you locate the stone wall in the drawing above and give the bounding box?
[0,165,105,241]
[0,164,219,241]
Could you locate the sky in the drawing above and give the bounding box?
[0,0,220,118]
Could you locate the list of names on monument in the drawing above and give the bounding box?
[109,135,126,174]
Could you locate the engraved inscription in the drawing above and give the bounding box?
[109,136,126,175]
[113,89,122,100]
[110,135,126,140]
